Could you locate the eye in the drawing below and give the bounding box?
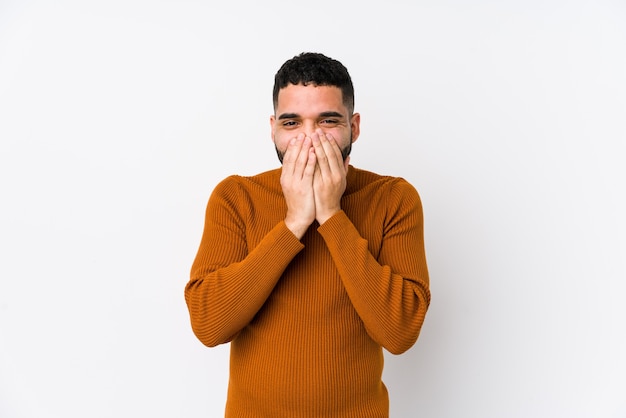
[320,119,339,125]
[282,121,298,128]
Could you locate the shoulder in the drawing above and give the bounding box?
[212,168,282,195]
[349,166,420,198]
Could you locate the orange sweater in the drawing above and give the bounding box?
[185,166,430,417]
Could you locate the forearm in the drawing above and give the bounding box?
[318,211,430,354]
[185,221,303,347]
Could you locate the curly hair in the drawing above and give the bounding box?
[272,52,355,115]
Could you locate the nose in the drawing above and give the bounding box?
[300,120,316,136]
[300,121,326,137]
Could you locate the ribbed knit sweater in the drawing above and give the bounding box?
[185,165,430,418]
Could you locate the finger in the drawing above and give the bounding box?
[311,131,331,176]
[295,136,314,178]
[314,132,344,179]
[303,146,317,179]
[321,133,345,173]
[283,134,306,175]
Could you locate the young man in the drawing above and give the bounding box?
[185,52,431,417]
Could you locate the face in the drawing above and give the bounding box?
[270,83,360,163]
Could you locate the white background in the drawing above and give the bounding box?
[1,1,625,417]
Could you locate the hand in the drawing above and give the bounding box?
[312,129,350,225]
[280,134,317,239]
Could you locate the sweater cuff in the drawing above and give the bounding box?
[269,221,306,254]
[317,210,358,242]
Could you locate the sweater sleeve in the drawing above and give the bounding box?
[185,177,304,347]
[317,179,431,354]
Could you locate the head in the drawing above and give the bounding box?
[270,52,360,163]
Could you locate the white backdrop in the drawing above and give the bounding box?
[1,1,625,417]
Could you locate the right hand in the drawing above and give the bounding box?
[280,134,317,239]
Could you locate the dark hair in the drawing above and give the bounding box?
[272,52,355,115]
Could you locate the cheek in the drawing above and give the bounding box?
[330,128,352,147]
[272,130,291,150]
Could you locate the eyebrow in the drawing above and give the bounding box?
[277,113,299,120]
[277,111,345,120]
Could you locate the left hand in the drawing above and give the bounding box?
[311,129,350,224]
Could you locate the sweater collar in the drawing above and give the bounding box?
[273,164,359,195]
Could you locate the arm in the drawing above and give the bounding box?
[318,180,431,354]
[184,177,304,347]
[310,131,430,353]
[185,137,316,347]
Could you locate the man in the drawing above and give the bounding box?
[185,52,431,417]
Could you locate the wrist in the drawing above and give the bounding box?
[284,218,310,240]
[316,208,340,225]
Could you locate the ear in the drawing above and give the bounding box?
[269,115,276,143]
[350,112,361,143]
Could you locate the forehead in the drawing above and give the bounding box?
[276,84,345,114]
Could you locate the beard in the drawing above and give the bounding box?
[275,134,352,164]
